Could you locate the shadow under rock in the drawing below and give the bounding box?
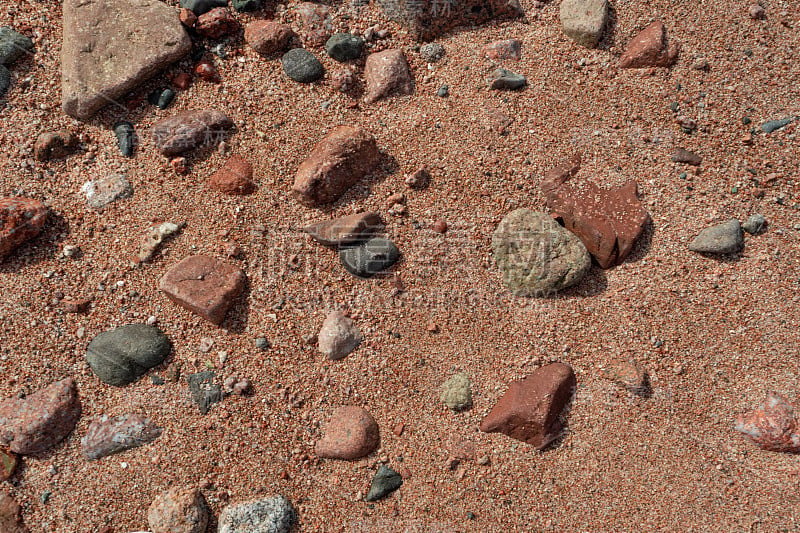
[316,151,400,214]
[598,2,617,51]
[222,276,251,334]
[552,264,608,299]
[623,216,654,265]
[0,210,69,273]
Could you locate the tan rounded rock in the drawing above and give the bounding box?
[148,486,209,533]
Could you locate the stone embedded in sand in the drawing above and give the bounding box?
[148,486,210,533]
[688,219,744,254]
[492,209,590,296]
[441,373,473,411]
[218,496,297,533]
[735,392,800,453]
[480,363,576,449]
[292,2,332,46]
[318,310,362,360]
[151,110,234,157]
[490,68,527,90]
[671,148,702,166]
[604,359,649,395]
[245,21,295,56]
[559,0,609,49]
[34,130,79,161]
[61,0,191,120]
[0,378,81,455]
[316,406,379,460]
[292,125,381,206]
[86,324,172,386]
[159,255,246,325]
[365,464,403,502]
[0,197,47,260]
[304,212,383,247]
[364,49,415,104]
[0,492,27,533]
[136,221,184,263]
[81,414,162,460]
[82,173,133,211]
[619,21,679,69]
[208,155,256,195]
[196,7,239,39]
[482,39,522,60]
[542,154,651,269]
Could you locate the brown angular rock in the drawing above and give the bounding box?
[304,212,383,247]
[0,492,28,533]
[542,154,650,269]
[34,130,79,161]
[482,39,522,60]
[480,363,576,449]
[404,164,431,188]
[196,7,239,39]
[364,49,415,104]
[245,21,295,55]
[735,392,800,453]
[61,0,191,119]
[148,486,209,533]
[318,310,363,360]
[330,68,355,92]
[0,449,17,481]
[0,378,82,455]
[151,110,234,156]
[671,148,702,166]
[208,155,256,195]
[159,255,246,325]
[619,21,679,69]
[292,126,381,206]
[292,2,332,46]
[0,197,48,260]
[315,406,379,460]
[179,8,197,28]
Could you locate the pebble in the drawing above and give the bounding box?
[315,406,379,460]
[364,49,415,103]
[194,60,221,83]
[34,130,79,161]
[159,255,247,325]
[365,464,403,502]
[81,414,162,460]
[136,221,183,263]
[489,68,527,90]
[173,72,192,90]
[405,165,431,189]
[604,359,649,395]
[688,219,744,254]
[232,0,262,12]
[82,173,133,210]
[559,0,609,48]
[180,0,227,15]
[208,155,256,195]
[618,21,680,68]
[113,121,137,157]
[671,148,702,165]
[293,1,333,46]
[481,363,576,449]
[432,220,448,233]
[187,371,223,414]
[0,492,26,533]
[196,7,239,39]
[85,324,172,386]
[482,39,522,60]
[255,337,270,350]
[148,88,175,110]
[0,378,82,455]
[330,67,355,92]
[245,21,295,56]
[148,486,209,533]
[0,197,48,260]
[318,310,363,360]
[420,42,445,62]
[748,4,766,19]
[0,27,34,66]
[437,85,449,97]
[281,48,324,83]
[761,117,794,133]
[0,449,17,481]
[0,65,9,97]
[440,373,472,411]
[339,237,400,278]
[735,392,800,452]
[179,8,197,28]
[218,496,297,533]
[304,212,383,247]
[742,213,766,235]
[325,33,364,62]
[151,110,234,156]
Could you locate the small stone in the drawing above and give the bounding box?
[85,324,172,386]
[187,371,223,414]
[748,4,766,19]
[293,1,332,46]
[742,214,766,235]
[136,221,183,263]
[688,219,744,254]
[736,392,800,452]
[232,0,262,12]
[692,58,710,71]
[0,378,82,455]
[245,21,295,56]
[180,0,227,15]
[281,48,324,83]
[148,88,175,110]
[671,148,702,166]
[0,492,27,533]
[255,337,270,350]
[560,0,609,48]
[151,110,234,157]
[34,130,79,161]
[0,197,48,260]
[0,449,17,481]
[619,21,680,68]
[82,174,133,210]
[365,464,403,501]
[218,496,297,533]
[196,8,239,39]
[148,486,209,533]
[480,363,576,450]
[437,85,449,97]
[432,220,448,234]
[761,117,794,133]
[159,255,246,325]
[233,379,251,395]
[318,310,362,360]
[81,414,162,460]
[604,359,649,395]
[304,212,383,247]
[482,39,522,60]
[173,72,192,90]
[316,406,379,460]
[364,49,414,104]
[419,42,445,63]
[194,61,221,83]
[440,373,472,411]
[0,27,34,66]
[62,298,91,313]
[489,68,526,90]
[339,237,400,278]
[405,165,431,189]
[330,68,355,92]
[179,8,197,28]
[325,33,364,62]
[113,121,137,157]
[208,155,256,195]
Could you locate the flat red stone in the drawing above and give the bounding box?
[0,197,48,259]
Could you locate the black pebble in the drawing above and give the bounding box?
[339,237,400,278]
[113,121,136,158]
[148,88,175,110]
[325,33,364,62]
[281,48,324,83]
[365,465,403,502]
[180,0,227,15]
[187,371,223,414]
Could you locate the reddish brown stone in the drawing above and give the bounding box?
[542,154,650,269]
[482,39,522,60]
[151,110,234,156]
[0,449,17,481]
[208,155,256,195]
[364,49,415,104]
[34,130,79,161]
[604,359,649,395]
[619,21,679,69]
[404,164,430,189]
[0,197,48,260]
[147,486,209,533]
[179,8,197,28]
[480,363,576,449]
[62,298,91,313]
[735,392,800,453]
[0,492,28,533]
[159,255,246,325]
[196,7,239,39]
[194,61,221,83]
[292,2,332,46]
[330,68,355,92]
[173,72,192,90]
[432,220,448,234]
[485,106,513,134]
[304,212,383,247]
[292,126,381,206]
[315,406,379,460]
[245,21,295,56]
[0,378,82,455]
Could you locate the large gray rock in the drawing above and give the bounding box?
[85,324,172,386]
[492,209,590,296]
[0,27,34,66]
[61,0,191,119]
[559,0,609,48]
[218,496,297,533]
[688,219,744,254]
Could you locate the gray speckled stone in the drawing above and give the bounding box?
[688,219,744,254]
[490,68,527,90]
[281,48,324,83]
[82,173,133,210]
[742,214,766,235]
[218,495,297,533]
[325,33,364,62]
[187,371,222,415]
[560,0,608,48]
[0,27,34,66]
[365,464,403,501]
[339,237,400,278]
[85,324,171,386]
[81,414,162,460]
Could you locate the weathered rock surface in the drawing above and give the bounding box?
[82,173,133,210]
[196,7,239,39]
[364,49,414,104]
[304,212,382,247]
[339,237,400,278]
[245,21,295,55]
[318,310,362,360]
[85,324,172,386]
[688,219,744,254]
[292,2,332,46]
[136,221,184,263]
[151,110,234,156]
[559,0,609,48]
[0,492,28,533]
[208,155,256,195]
[0,450,16,481]
[0,197,47,260]
[187,371,223,414]
[482,39,522,60]
[316,406,379,460]
[671,148,702,166]
[0,27,34,66]
[619,21,679,68]
[148,486,209,533]
[81,414,162,460]
[34,130,79,161]
[441,373,473,411]
[736,392,800,453]
[218,496,297,533]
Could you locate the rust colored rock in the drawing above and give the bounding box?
[34,130,79,161]
[542,154,650,269]
[292,126,380,206]
[735,392,800,453]
[0,197,48,260]
[159,255,246,325]
[330,68,355,92]
[293,2,332,46]
[196,7,240,39]
[208,155,256,195]
[151,110,234,156]
[619,21,679,69]
[480,363,576,449]
[0,378,82,455]
[364,49,415,104]
[0,449,16,481]
[404,164,430,189]
[0,492,28,533]
[179,8,197,28]
[671,148,702,166]
[485,106,513,134]
[245,21,295,55]
[148,486,209,533]
[482,39,522,60]
[304,212,383,247]
[62,298,91,313]
[194,61,221,83]
[315,406,379,460]
[173,72,192,90]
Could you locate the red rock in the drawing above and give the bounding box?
[304,212,383,247]
[671,148,702,166]
[315,406,379,460]
[159,255,246,325]
[179,8,197,28]
[34,130,79,161]
[404,164,430,188]
[364,49,415,104]
[171,156,190,175]
[0,197,48,260]
[330,68,355,92]
[0,449,16,481]
[293,2,332,46]
[173,72,192,90]
[208,155,256,195]
[62,298,91,313]
[151,110,234,156]
[735,392,800,453]
[542,154,650,269]
[480,363,576,449]
[432,220,448,234]
[748,4,766,19]
[147,486,209,533]
[482,39,522,60]
[245,21,295,55]
[194,61,221,83]
[0,378,82,455]
[0,492,28,533]
[292,126,381,206]
[618,21,679,69]
[196,7,239,39]
[485,106,513,134]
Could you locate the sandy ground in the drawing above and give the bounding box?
[1,0,800,531]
